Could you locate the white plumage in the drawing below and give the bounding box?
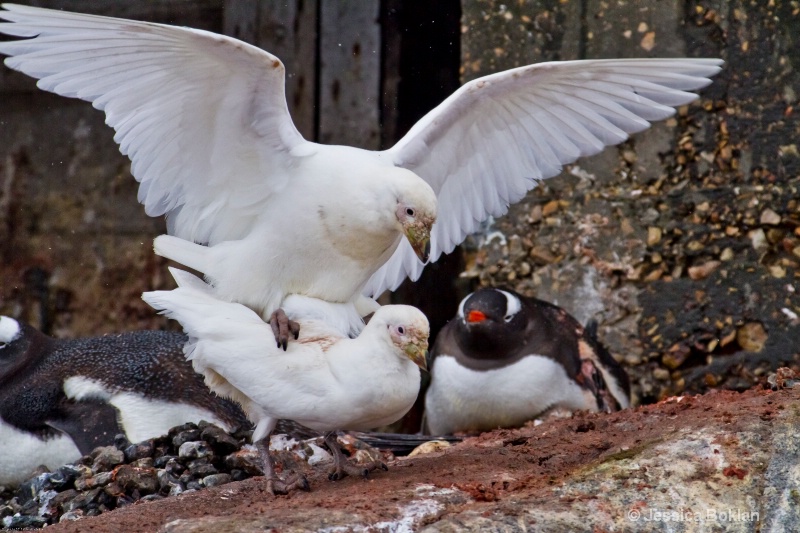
[142,269,428,440]
[0,4,723,334]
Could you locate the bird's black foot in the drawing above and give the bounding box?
[265,473,310,495]
[324,432,387,481]
[269,308,300,350]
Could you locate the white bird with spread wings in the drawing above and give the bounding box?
[0,4,722,342]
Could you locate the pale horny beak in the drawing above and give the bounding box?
[404,225,432,263]
[404,338,429,371]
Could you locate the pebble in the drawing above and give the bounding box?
[91,447,125,473]
[178,441,212,460]
[0,423,388,529]
[202,474,232,488]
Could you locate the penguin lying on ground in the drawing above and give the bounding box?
[0,316,248,486]
[424,288,630,435]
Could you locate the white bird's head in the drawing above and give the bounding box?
[389,169,437,263]
[369,305,430,371]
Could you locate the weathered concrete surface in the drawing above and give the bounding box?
[0,1,227,336]
[461,0,800,403]
[33,384,800,532]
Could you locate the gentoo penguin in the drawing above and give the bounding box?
[143,268,428,494]
[424,288,630,435]
[0,316,248,486]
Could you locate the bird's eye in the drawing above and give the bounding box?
[405,208,415,217]
[0,342,6,350]
[504,315,513,322]
[397,326,405,335]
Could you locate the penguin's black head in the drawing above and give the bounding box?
[0,316,48,385]
[455,288,528,358]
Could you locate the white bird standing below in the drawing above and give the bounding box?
[0,4,722,344]
[143,268,429,494]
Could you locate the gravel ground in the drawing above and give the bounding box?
[0,421,392,529]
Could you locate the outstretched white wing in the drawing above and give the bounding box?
[0,3,310,245]
[364,58,722,296]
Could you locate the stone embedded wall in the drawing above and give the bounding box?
[461,0,800,403]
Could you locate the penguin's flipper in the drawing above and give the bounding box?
[47,398,123,455]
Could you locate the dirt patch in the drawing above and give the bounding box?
[37,385,798,532]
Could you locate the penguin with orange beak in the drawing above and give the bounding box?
[423,288,630,435]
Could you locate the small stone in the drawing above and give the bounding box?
[114,434,130,450]
[156,470,183,494]
[76,470,114,491]
[154,455,179,469]
[542,200,559,216]
[189,463,218,478]
[178,441,212,460]
[749,228,768,252]
[640,31,656,51]
[58,510,84,522]
[760,208,781,225]
[653,368,670,380]
[202,474,232,488]
[49,489,79,513]
[529,204,543,223]
[230,469,248,482]
[686,240,704,252]
[688,260,721,280]
[720,247,734,261]
[647,226,662,246]
[737,322,768,352]
[200,425,241,456]
[167,422,198,438]
[172,429,202,448]
[67,487,102,511]
[225,449,262,475]
[124,440,155,462]
[529,246,556,265]
[113,465,159,496]
[15,474,49,505]
[620,218,635,236]
[92,471,114,487]
[662,344,691,370]
[4,515,47,529]
[186,480,203,491]
[91,446,125,473]
[131,457,154,469]
[770,265,787,278]
[408,440,452,457]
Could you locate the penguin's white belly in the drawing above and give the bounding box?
[63,376,233,443]
[0,418,81,485]
[425,354,589,435]
[109,392,232,443]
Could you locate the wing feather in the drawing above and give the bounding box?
[0,3,309,244]
[363,57,722,296]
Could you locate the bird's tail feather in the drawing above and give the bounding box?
[142,268,262,341]
[153,235,211,274]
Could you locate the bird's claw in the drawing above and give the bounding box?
[327,460,387,482]
[269,308,301,351]
[265,473,310,495]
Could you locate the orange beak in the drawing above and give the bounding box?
[466,310,486,323]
